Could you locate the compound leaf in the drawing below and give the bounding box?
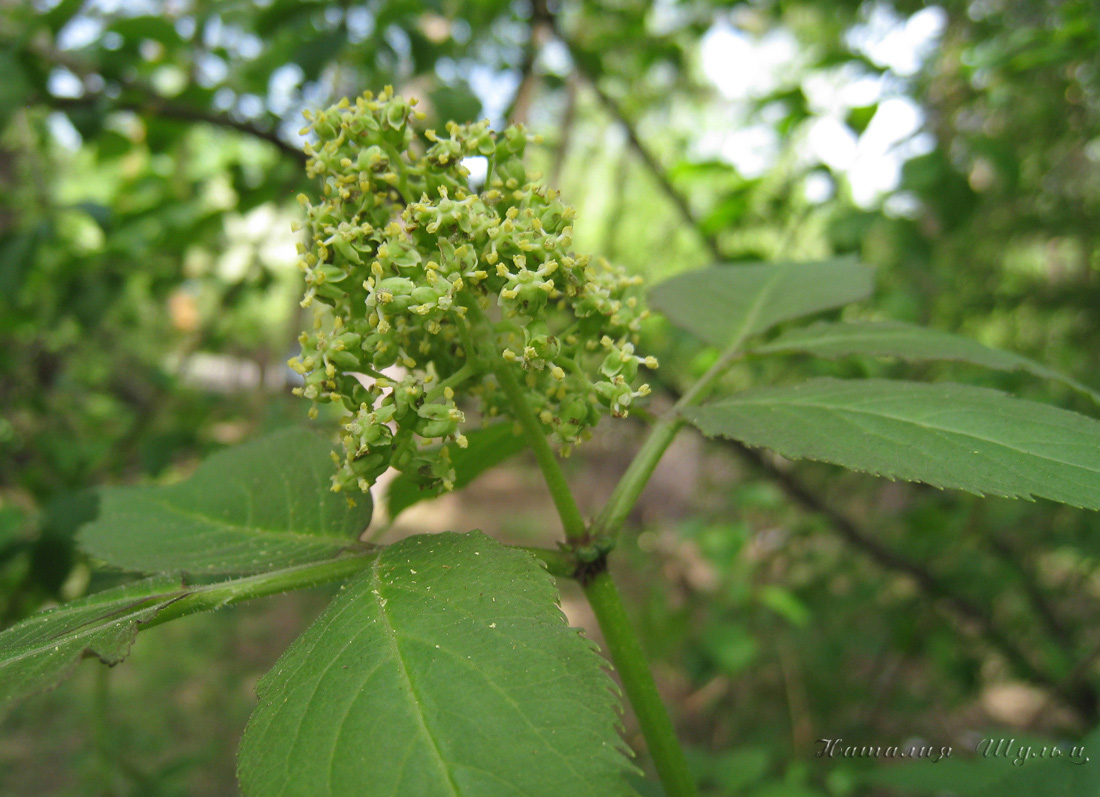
[80,428,373,576]
[238,531,637,797]
[649,259,874,349]
[685,378,1100,510]
[0,576,184,714]
[753,320,1100,404]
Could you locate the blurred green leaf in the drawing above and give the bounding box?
[293,30,348,81]
[649,260,875,349]
[758,586,809,628]
[0,49,31,130]
[31,490,98,595]
[428,82,484,126]
[0,227,43,302]
[703,622,758,674]
[845,104,877,136]
[41,0,86,34]
[107,16,183,48]
[0,506,26,552]
[689,746,772,794]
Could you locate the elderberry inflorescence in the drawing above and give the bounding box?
[289,88,656,494]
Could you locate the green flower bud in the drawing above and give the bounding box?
[349,451,389,483]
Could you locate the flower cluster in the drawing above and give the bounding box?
[289,88,656,494]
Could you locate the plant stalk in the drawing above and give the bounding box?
[144,551,380,629]
[589,342,745,542]
[492,360,589,542]
[142,545,573,630]
[457,296,588,543]
[515,544,575,577]
[584,569,697,797]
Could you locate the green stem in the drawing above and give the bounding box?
[589,343,745,542]
[91,664,116,793]
[144,551,380,629]
[459,296,588,543]
[584,570,697,797]
[578,319,759,796]
[424,359,478,403]
[483,150,496,189]
[455,299,701,794]
[493,359,588,541]
[143,545,573,631]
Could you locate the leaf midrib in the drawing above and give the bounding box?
[759,323,1003,353]
[142,495,353,547]
[721,265,784,347]
[371,557,462,797]
[0,595,182,667]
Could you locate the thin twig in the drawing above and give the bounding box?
[47,95,306,164]
[504,0,552,125]
[548,18,722,260]
[729,439,1098,723]
[22,38,305,164]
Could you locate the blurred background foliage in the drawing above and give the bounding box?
[2,0,1100,794]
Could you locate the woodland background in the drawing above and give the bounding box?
[2,0,1100,794]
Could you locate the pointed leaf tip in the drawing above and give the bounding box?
[0,576,184,715]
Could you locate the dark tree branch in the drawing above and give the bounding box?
[988,533,1072,652]
[23,38,305,165]
[47,95,307,165]
[504,0,553,126]
[548,18,723,261]
[727,440,1098,724]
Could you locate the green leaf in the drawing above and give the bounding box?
[684,378,1100,510]
[107,16,183,48]
[238,531,637,797]
[386,423,526,519]
[648,259,874,349]
[0,575,184,714]
[752,320,1100,405]
[0,551,380,716]
[846,103,878,135]
[80,428,373,576]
